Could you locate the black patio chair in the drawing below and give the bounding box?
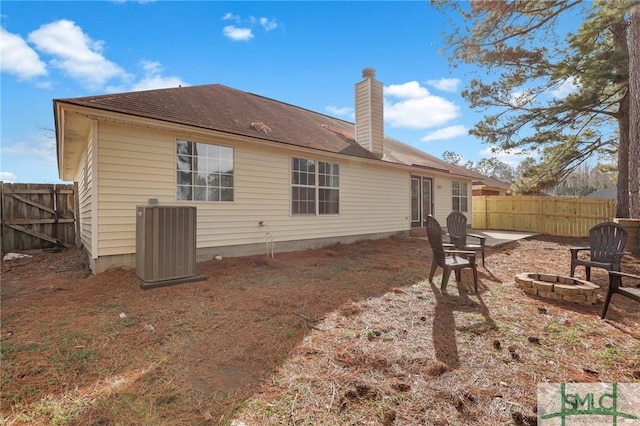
[569,221,628,281]
[601,271,640,319]
[446,211,487,267]
[426,215,478,292]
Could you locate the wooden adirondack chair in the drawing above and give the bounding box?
[601,271,640,319]
[426,215,478,292]
[569,221,628,281]
[446,211,487,267]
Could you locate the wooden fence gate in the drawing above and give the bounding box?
[1,182,78,251]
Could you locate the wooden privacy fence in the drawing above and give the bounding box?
[472,195,617,237]
[1,182,78,251]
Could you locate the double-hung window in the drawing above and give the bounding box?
[176,140,234,202]
[452,180,468,212]
[291,157,339,215]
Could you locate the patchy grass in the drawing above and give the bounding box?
[1,235,639,425]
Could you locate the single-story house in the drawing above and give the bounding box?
[472,175,511,196]
[54,68,478,274]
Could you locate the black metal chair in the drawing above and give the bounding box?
[601,271,640,319]
[570,222,628,281]
[446,211,487,267]
[426,215,478,292]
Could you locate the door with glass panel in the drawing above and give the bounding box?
[411,176,433,227]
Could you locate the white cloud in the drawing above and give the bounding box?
[140,59,161,74]
[107,59,187,92]
[0,27,47,79]
[131,75,186,91]
[222,14,279,40]
[510,89,534,107]
[259,17,278,31]
[3,21,184,92]
[420,125,467,142]
[2,137,56,165]
[223,25,254,41]
[478,146,536,168]
[222,13,241,22]
[426,78,460,93]
[385,81,430,99]
[384,81,460,129]
[28,19,127,88]
[550,76,579,99]
[0,171,17,183]
[1,133,61,181]
[326,105,353,117]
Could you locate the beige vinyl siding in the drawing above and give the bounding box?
[96,123,176,256]
[75,140,93,255]
[94,122,410,257]
[354,90,369,148]
[354,77,384,156]
[369,81,384,156]
[431,178,473,224]
[196,147,288,245]
[197,147,409,246]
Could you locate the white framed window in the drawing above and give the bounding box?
[452,181,468,212]
[291,157,339,215]
[176,140,234,202]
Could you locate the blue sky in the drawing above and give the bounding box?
[1,0,531,183]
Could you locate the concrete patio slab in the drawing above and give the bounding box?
[412,228,538,248]
[470,230,539,248]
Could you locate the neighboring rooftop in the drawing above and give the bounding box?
[472,175,511,192]
[585,188,617,199]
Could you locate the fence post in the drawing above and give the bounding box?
[0,181,3,251]
[484,195,488,229]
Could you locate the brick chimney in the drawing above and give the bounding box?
[355,67,384,158]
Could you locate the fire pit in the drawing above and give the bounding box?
[515,273,599,305]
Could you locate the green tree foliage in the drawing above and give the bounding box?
[442,150,464,166]
[442,150,474,168]
[442,150,616,197]
[441,152,514,181]
[432,0,638,217]
[474,157,514,181]
[514,157,538,183]
[442,151,513,180]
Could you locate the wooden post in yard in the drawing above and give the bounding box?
[614,218,640,255]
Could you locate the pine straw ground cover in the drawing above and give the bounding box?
[1,234,639,425]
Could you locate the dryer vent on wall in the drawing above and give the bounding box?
[136,205,197,283]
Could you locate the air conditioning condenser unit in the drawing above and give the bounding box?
[136,205,205,288]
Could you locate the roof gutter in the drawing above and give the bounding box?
[53,100,64,180]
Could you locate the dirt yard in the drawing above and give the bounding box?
[1,234,639,425]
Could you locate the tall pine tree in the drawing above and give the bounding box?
[433,0,638,217]
[629,3,640,218]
